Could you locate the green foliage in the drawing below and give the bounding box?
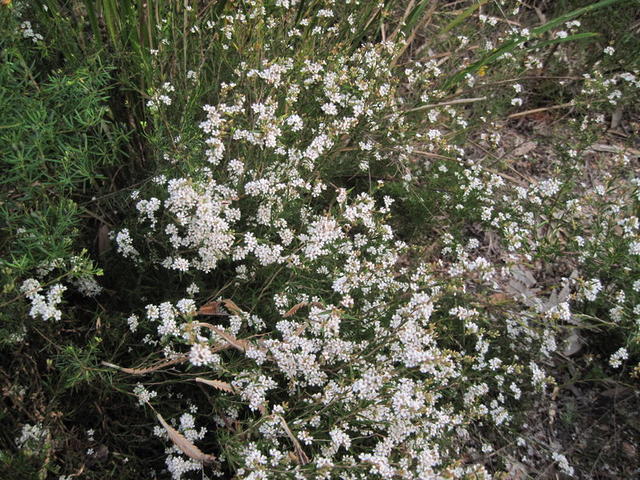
[55,337,103,391]
[0,45,126,274]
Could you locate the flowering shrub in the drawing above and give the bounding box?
[100,2,639,477]
[3,0,639,478]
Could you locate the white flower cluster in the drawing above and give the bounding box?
[15,422,48,450]
[552,451,575,477]
[115,228,139,259]
[188,343,219,367]
[147,82,176,110]
[20,279,66,321]
[72,275,103,297]
[154,412,212,480]
[609,347,628,369]
[19,21,43,43]
[133,383,158,406]
[232,373,278,412]
[581,278,603,301]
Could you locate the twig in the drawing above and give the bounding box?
[403,96,487,114]
[101,355,188,375]
[588,143,640,157]
[276,415,310,465]
[507,102,574,119]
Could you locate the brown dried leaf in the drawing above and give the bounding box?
[513,141,537,157]
[284,302,308,318]
[283,301,324,318]
[221,299,244,315]
[562,331,582,356]
[195,322,248,352]
[197,301,224,316]
[157,413,216,464]
[293,323,308,336]
[610,105,623,130]
[487,293,510,306]
[195,377,235,394]
[97,224,110,255]
[622,442,637,458]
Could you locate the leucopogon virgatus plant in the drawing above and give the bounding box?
[102,19,590,480]
[116,179,554,479]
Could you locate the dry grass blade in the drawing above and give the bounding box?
[195,377,236,394]
[101,355,187,375]
[156,412,216,464]
[276,415,310,465]
[388,0,416,42]
[195,322,248,352]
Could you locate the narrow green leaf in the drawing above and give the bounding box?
[82,0,104,49]
[531,0,624,35]
[402,0,432,36]
[532,32,601,50]
[444,0,624,89]
[436,0,489,38]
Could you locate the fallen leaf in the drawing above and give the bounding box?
[197,301,225,316]
[97,224,110,255]
[622,442,636,458]
[562,331,582,356]
[156,412,216,464]
[195,377,235,394]
[283,301,324,317]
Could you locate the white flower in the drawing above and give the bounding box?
[133,384,157,406]
[15,423,48,449]
[609,347,628,368]
[21,280,66,321]
[286,114,304,132]
[189,343,218,366]
[127,314,139,332]
[321,103,338,115]
[552,452,574,476]
[115,229,139,259]
[582,278,602,301]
